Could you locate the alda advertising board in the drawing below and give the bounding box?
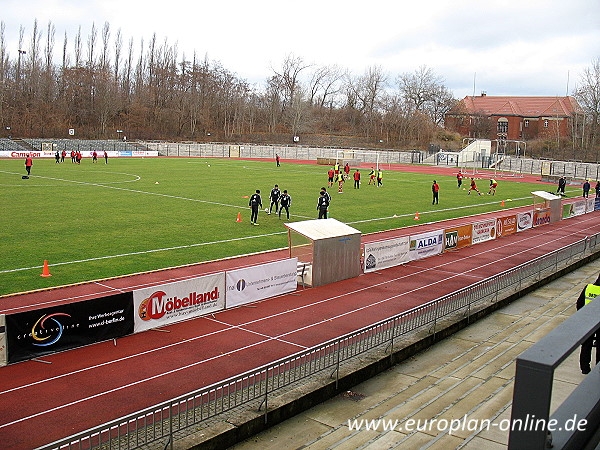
[133,273,225,333]
[409,230,444,260]
[444,225,472,251]
[364,236,411,272]
[472,219,496,244]
[226,259,297,308]
[5,292,133,364]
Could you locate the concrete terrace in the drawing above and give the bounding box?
[230,262,599,450]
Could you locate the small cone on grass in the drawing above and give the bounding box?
[501,200,505,207]
[41,260,52,277]
[414,211,420,221]
[235,212,242,223]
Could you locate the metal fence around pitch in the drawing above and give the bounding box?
[39,232,600,450]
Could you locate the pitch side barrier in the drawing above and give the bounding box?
[0,259,298,367]
[37,233,600,450]
[363,199,600,274]
[0,150,158,159]
[2,201,599,367]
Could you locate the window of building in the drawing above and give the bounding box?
[497,118,508,134]
[544,119,549,128]
[524,120,529,128]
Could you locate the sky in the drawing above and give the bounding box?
[2,0,599,99]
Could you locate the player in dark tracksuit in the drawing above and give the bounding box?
[317,191,329,219]
[269,184,281,214]
[279,190,291,220]
[578,274,600,374]
[249,190,262,225]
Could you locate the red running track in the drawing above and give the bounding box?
[0,208,599,449]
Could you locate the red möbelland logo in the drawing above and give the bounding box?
[138,288,220,320]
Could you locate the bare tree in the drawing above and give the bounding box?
[308,65,343,107]
[574,57,600,158]
[73,26,81,67]
[99,22,110,72]
[398,65,455,125]
[86,23,97,68]
[271,54,311,116]
[113,28,122,83]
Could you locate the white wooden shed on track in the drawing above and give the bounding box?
[284,218,361,288]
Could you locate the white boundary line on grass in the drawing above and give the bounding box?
[0,168,580,274]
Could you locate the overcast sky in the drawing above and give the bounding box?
[2,0,599,99]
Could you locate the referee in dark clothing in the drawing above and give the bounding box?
[249,189,262,225]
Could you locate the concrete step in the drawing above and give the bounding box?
[231,262,600,449]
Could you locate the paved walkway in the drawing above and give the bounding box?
[231,262,599,450]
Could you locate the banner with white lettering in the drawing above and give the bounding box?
[0,315,5,367]
[517,211,533,232]
[496,215,517,238]
[133,273,225,333]
[363,236,411,273]
[472,219,497,244]
[226,258,297,308]
[409,230,444,260]
[444,225,472,251]
[6,292,133,364]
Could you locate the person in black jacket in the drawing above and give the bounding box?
[269,184,281,214]
[557,176,566,196]
[279,190,291,220]
[317,191,329,219]
[249,189,262,225]
[577,273,600,374]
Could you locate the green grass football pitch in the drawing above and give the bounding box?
[0,157,549,296]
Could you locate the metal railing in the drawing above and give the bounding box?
[40,232,600,450]
[509,278,600,449]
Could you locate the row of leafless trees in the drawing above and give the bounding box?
[1,20,597,156]
[0,20,457,147]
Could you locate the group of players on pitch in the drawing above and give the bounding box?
[456,170,498,196]
[248,184,293,225]
[326,163,384,192]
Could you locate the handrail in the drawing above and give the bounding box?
[509,287,600,449]
[38,233,600,450]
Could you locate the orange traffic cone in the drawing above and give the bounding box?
[414,211,420,221]
[235,212,242,223]
[40,260,52,277]
[501,200,505,207]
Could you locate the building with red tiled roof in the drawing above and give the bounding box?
[445,94,583,142]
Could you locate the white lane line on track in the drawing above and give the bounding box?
[207,318,309,350]
[0,221,585,430]
[1,214,597,412]
[0,336,290,430]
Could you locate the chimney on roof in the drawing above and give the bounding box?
[481,91,487,97]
